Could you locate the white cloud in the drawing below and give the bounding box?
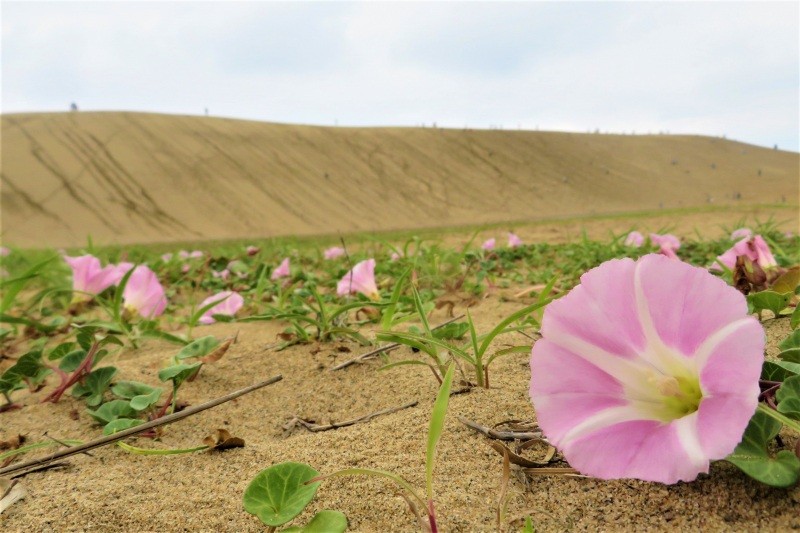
[2,1,797,150]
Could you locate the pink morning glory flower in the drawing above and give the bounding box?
[508,232,523,248]
[161,253,173,262]
[337,258,379,299]
[712,235,778,271]
[212,269,230,281]
[624,231,644,247]
[324,246,346,260]
[0,246,10,257]
[122,265,167,318]
[246,246,260,256]
[390,251,402,262]
[730,228,752,240]
[64,255,120,297]
[271,258,291,280]
[108,262,135,285]
[482,238,496,251]
[198,291,244,325]
[649,233,681,259]
[530,254,763,484]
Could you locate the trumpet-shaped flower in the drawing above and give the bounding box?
[108,262,135,285]
[337,258,379,299]
[649,233,681,259]
[624,231,644,247]
[530,254,763,484]
[712,235,777,271]
[730,228,752,240]
[64,255,120,297]
[271,258,291,280]
[122,265,167,318]
[198,291,244,325]
[508,232,523,248]
[482,238,496,251]
[324,246,346,260]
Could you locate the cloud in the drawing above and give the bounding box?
[2,1,797,150]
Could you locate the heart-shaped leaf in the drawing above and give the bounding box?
[243,462,321,527]
[281,510,348,532]
[111,381,163,411]
[748,291,791,317]
[71,366,117,407]
[177,336,219,360]
[726,410,800,487]
[86,399,138,425]
[776,375,800,420]
[158,362,203,387]
[103,418,144,435]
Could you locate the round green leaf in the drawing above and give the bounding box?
[243,462,321,527]
[281,510,348,532]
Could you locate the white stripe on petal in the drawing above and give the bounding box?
[633,261,675,373]
[693,318,757,370]
[672,413,707,469]
[560,405,645,446]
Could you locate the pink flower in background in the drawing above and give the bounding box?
[712,235,778,271]
[649,233,681,259]
[390,251,402,262]
[271,258,291,280]
[337,258,379,299]
[0,246,10,257]
[246,246,260,256]
[212,269,230,281]
[122,265,167,318]
[530,254,763,483]
[508,232,523,247]
[178,250,204,260]
[161,253,173,262]
[64,255,120,297]
[108,262,135,285]
[730,228,752,240]
[482,238,496,251]
[198,291,244,325]
[181,264,191,274]
[624,231,644,247]
[324,246,346,260]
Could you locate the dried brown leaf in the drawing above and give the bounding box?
[202,429,245,451]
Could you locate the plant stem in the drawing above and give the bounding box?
[427,500,438,533]
[757,403,800,433]
[42,341,100,403]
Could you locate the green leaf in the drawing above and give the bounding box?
[242,462,321,527]
[76,326,100,350]
[280,510,348,533]
[176,336,220,360]
[71,366,117,406]
[103,418,144,435]
[433,322,469,340]
[726,410,800,487]
[522,516,535,533]
[48,342,77,361]
[86,399,138,425]
[111,381,163,411]
[792,305,800,330]
[762,361,798,381]
[779,330,800,351]
[426,363,454,501]
[780,349,800,364]
[139,329,189,345]
[772,268,800,295]
[776,375,800,420]
[773,360,800,376]
[158,362,203,387]
[747,291,791,317]
[59,349,88,372]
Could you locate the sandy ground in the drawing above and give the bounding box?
[2,112,798,248]
[1,291,798,532]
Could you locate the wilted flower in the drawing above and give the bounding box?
[337,258,379,299]
[712,235,777,271]
[482,238,496,251]
[730,228,752,240]
[324,246,346,260]
[650,233,681,259]
[246,246,260,256]
[508,232,523,248]
[271,258,291,280]
[530,254,763,484]
[198,291,244,325]
[64,255,119,297]
[624,231,644,247]
[122,265,167,318]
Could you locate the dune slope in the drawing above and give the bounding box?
[1,112,797,247]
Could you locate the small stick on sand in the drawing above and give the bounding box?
[458,416,543,441]
[331,315,465,371]
[0,376,283,478]
[284,400,418,433]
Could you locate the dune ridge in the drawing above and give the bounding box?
[1,111,797,248]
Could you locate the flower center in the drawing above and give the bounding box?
[644,370,702,421]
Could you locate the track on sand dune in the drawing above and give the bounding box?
[2,111,798,248]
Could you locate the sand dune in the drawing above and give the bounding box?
[1,111,797,248]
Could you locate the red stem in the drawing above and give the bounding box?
[428,500,438,533]
[42,342,100,403]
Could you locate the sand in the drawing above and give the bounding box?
[1,291,798,532]
[2,112,798,248]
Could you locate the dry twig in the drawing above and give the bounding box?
[283,400,418,434]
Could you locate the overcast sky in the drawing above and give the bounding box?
[3,1,798,151]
